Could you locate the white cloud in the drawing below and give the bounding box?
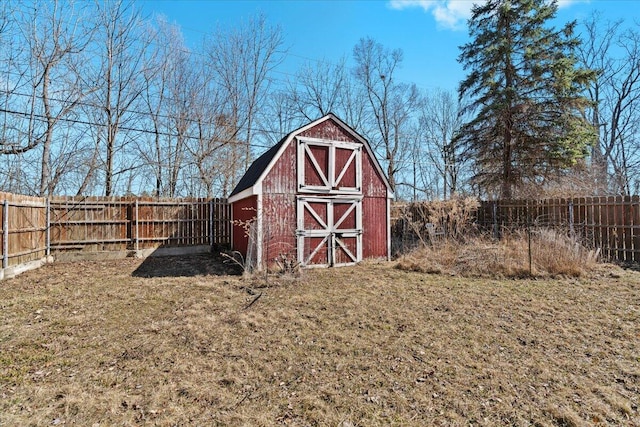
[388,0,474,30]
[557,0,590,8]
[389,0,589,30]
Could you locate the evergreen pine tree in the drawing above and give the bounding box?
[456,0,596,198]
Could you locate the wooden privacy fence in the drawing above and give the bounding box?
[392,196,640,263]
[5,192,640,271]
[1,192,231,270]
[1,192,49,269]
[476,196,640,262]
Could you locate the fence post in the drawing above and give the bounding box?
[134,200,139,252]
[209,199,214,247]
[568,200,575,239]
[3,199,8,269]
[492,200,499,239]
[45,198,51,258]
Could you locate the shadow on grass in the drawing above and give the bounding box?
[132,252,242,278]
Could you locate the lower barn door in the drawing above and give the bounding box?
[297,197,362,267]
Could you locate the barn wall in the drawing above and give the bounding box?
[262,137,297,195]
[300,117,390,260]
[362,146,388,198]
[361,142,390,258]
[262,194,297,264]
[299,118,354,142]
[262,139,297,265]
[362,197,388,258]
[232,195,257,256]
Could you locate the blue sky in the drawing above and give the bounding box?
[138,0,638,94]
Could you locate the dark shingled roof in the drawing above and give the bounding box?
[228,133,289,197]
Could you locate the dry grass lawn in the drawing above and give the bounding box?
[1,254,639,426]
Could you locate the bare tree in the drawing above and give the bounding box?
[138,17,168,197]
[0,1,94,195]
[179,61,244,198]
[284,55,372,134]
[0,2,24,192]
[261,90,300,146]
[579,14,640,195]
[15,1,95,195]
[205,14,285,191]
[84,0,151,196]
[140,17,201,197]
[187,110,233,197]
[339,71,372,138]
[288,57,347,121]
[419,89,468,199]
[0,1,10,44]
[353,37,420,193]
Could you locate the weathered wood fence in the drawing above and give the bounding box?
[1,192,48,270]
[4,192,640,277]
[393,196,640,263]
[476,196,640,262]
[1,192,231,273]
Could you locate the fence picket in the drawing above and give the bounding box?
[2,199,7,269]
[630,196,640,262]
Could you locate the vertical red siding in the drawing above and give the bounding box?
[263,141,297,195]
[362,147,388,198]
[262,141,298,264]
[362,197,388,258]
[232,196,257,256]
[361,144,389,259]
[262,194,297,265]
[299,118,354,141]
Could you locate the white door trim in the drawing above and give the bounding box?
[297,196,363,267]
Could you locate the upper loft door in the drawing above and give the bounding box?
[297,137,362,195]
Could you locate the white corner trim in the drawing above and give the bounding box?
[387,188,395,200]
[386,197,392,260]
[256,193,263,269]
[228,187,254,204]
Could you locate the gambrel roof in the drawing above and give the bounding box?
[228,113,393,203]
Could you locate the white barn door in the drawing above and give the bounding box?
[297,197,362,267]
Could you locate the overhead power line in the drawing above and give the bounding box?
[0,106,277,150]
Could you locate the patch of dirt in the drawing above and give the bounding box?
[131,252,242,277]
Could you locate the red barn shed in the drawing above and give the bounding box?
[228,113,394,268]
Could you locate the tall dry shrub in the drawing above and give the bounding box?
[392,196,479,254]
[397,227,600,278]
[528,228,600,276]
[424,196,479,240]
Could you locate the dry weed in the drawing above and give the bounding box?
[393,196,479,253]
[397,228,601,278]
